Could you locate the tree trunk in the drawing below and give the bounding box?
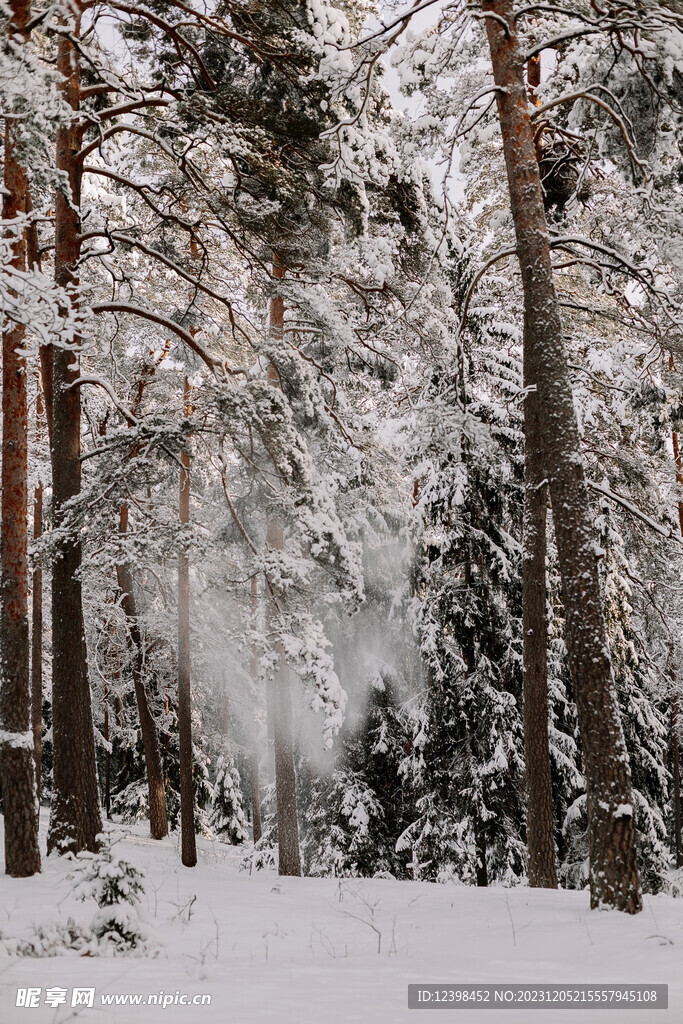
[117,506,168,840]
[268,518,302,877]
[523,374,558,887]
[104,680,111,821]
[482,0,641,912]
[251,753,263,844]
[474,822,488,887]
[521,48,558,890]
[670,432,683,867]
[178,377,197,867]
[0,0,41,876]
[47,8,102,855]
[671,688,683,869]
[250,578,263,843]
[29,195,47,809]
[267,259,302,877]
[31,385,44,802]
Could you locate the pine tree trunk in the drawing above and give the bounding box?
[47,10,102,855]
[104,681,111,821]
[474,825,488,887]
[31,398,43,803]
[0,0,41,876]
[28,146,47,809]
[521,49,558,889]
[523,349,558,887]
[178,377,197,867]
[27,181,47,808]
[671,689,683,869]
[268,519,302,877]
[267,260,302,877]
[251,753,263,844]
[250,578,263,843]
[482,0,641,912]
[117,506,168,840]
[670,432,683,867]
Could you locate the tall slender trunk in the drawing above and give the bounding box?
[521,50,558,889]
[47,7,102,855]
[31,382,44,802]
[250,578,263,843]
[104,680,111,820]
[29,190,47,809]
[671,682,683,869]
[523,346,558,887]
[670,432,683,867]
[117,506,168,840]
[267,258,301,877]
[482,0,641,912]
[251,754,263,844]
[0,0,41,877]
[178,377,197,866]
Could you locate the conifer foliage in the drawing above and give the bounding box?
[1,0,682,923]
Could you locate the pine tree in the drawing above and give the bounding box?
[597,501,670,893]
[481,0,641,912]
[303,673,415,877]
[210,754,248,845]
[401,348,527,886]
[0,0,41,877]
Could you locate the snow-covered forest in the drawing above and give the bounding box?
[1,0,683,1019]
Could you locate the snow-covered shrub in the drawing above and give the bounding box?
[240,809,278,873]
[111,778,150,826]
[666,868,683,899]
[73,846,145,907]
[90,905,158,956]
[72,840,159,955]
[0,919,96,958]
[210,754,248,844]
[559,795,589,891]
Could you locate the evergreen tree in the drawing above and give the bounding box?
[210,753,248,844]
[303,673,415,877]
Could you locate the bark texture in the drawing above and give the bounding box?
[250,578,263,844]
[267,260,302,877]
[251,753,263,844]
[522,49,558,889]
[672,690,683,869]
[47,11,102,855]
[0,0,41,875]
[522,370,558,888]
[117,506,168,840]
[671,432,683,868]
[31,393,43,802]
[482,0,641,912]
[178,377,197,867]
[268,519,302,877]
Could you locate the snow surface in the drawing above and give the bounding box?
[0,811,681,1023]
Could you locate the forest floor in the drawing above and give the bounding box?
[0,813,681,1023]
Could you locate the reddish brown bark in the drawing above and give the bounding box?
[178,377,197,867]
[482,0,641,912]
[0,0,41,878]
[117,505,168,840]
[31,381,44,802]
[47,7,102,855]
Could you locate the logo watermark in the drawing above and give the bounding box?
[16,988,211,1009]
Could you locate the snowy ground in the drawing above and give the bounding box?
[0,812,681,1023]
